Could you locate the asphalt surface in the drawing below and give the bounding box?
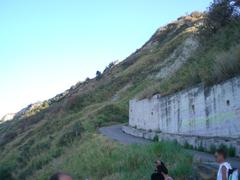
[99,124,150,144]
[99,124,240,168]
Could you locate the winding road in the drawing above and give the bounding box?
[99,124,240,169]
[99,124,150,144]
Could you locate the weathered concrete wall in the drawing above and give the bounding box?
[129,76,240,138]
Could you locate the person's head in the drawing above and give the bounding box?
[215,148,227,163]
[155,160,161,166]
[49,172,72,180]
[154,160,167,175]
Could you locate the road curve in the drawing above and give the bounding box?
[99,124,150,144]
[99,124,240,169]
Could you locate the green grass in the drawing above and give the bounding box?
[0,102,130,180]
[136,20,240,98]
[29,135,193,180]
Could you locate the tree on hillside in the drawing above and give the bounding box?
[103,61,118,74]
[232,0,240,16]
[96,70,102,80]
[200,0,240,39]
[204,0,234,33]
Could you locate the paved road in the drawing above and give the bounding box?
[99,124,150,144]
[99,124,240,168]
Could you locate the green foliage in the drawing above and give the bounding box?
[196,143,205,152]
[209,144,217,154]
[57,121,84,146]
[153,135,159,142]
[0,131,17,146]
[212,45,240,82]
[218,144,236,157]
[228,146,236,157]
[103,61,117,74]
[96,70,102,80]
[145,21,240,97]
[183,141,194,150]
[30,135,192,180]
[203,0,234,32]
[0,164,14,180]
[200,0,240,40]
[93,104,128,128]
[219,144,229,155]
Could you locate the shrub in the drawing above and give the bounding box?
[57,122,84,146]
[0,131,17,146]
[197,144,205,152]
[200,0,235,37]
[217,144,236,157]
[103,61,118,73]
[96,71,102,80]
[219,144,229,155]
[228,146,236,157]
[137,83,160,99]
[184,141,191,149]
[93,104,128,128]
[183,141,194,150]
[153,135,159,142]
[199,0,240,41]
[0,164,14,180]
[209,144,217,154]
[212,45,240,82]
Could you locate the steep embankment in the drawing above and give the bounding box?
[0,11,240,180]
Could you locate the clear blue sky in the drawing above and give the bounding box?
[0,0,212,118]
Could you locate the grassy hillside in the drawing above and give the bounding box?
[30,135,192,180]
[0,4,240,179]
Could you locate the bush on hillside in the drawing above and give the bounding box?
[0,164,13,180]
[212,45,240,82]
[103,61,118,74]
[209,144,217,154]
[137,83,161,99]
[200,0,240,38]
[94,104,128,128]
[57,121,84,146]
[228,146,236,157]
[96,70,102,80]
[0,131,17,146]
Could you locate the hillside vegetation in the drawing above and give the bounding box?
[0,1,240,179]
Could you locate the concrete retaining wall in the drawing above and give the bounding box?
[129,76,240,138]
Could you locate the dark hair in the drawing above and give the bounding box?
[216,148,227,158]
[156,162,168,175]
[49,172,71,180]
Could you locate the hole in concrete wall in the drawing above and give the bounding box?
[192,105,195,112]
[151,112,154,115]
[226,100,230,106]
[130,109,133,112]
